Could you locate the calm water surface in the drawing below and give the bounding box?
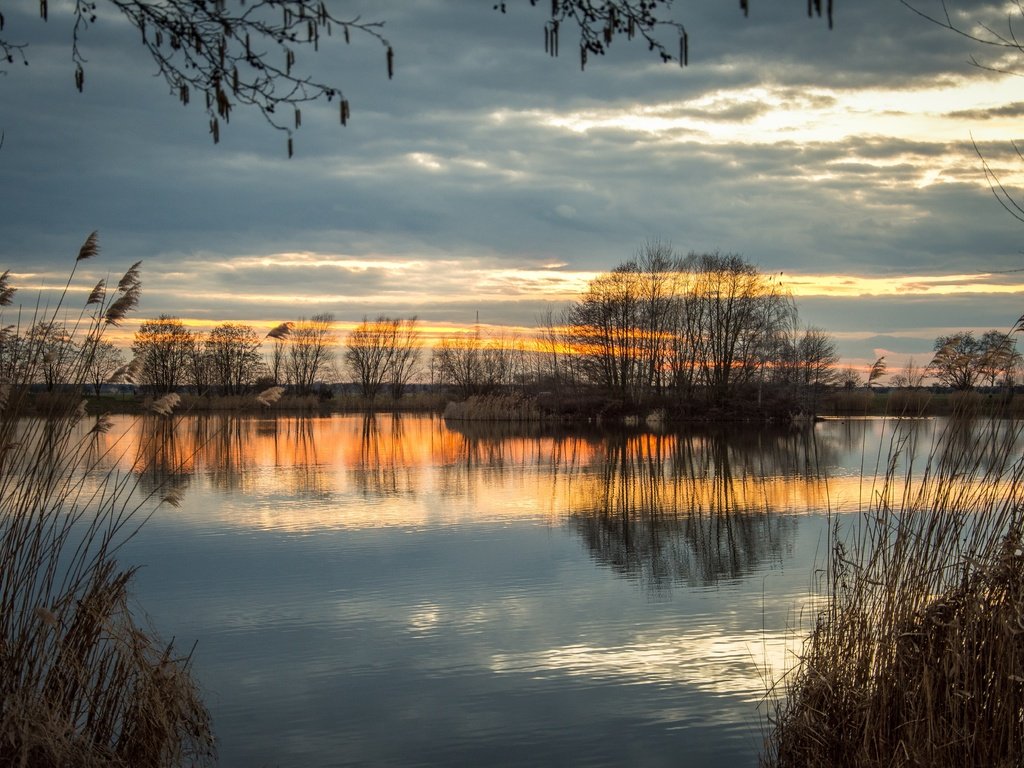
[86,414,989,767]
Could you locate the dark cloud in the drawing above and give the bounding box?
[950,102,1024,120]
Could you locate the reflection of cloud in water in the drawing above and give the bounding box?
[489,628,802,708]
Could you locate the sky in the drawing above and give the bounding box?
[3,0,1024,373]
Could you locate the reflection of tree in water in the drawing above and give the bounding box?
[930,417,1023,478]
[131,415,333,501]
[437,421,602,500]
[350,414,419,499]
[568,428,831,592]
[132,416,194,500]
[244,416,329,499]
[819,417,1022,485]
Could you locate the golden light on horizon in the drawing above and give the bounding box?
[8,255,1022,358]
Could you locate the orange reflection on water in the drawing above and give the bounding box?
[79,414,859,535]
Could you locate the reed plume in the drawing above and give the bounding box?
[266,321,293,340]
[255,385,285,407]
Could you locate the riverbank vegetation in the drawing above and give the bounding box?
[764,405,1024,766]
[0,239,214,767]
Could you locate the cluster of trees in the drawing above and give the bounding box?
[0,322,126,396]
[928,330,1020,391]
[535,244,840,406]
[128,312,424,401]
[25,247,1021,408]
[130,314,337,395]
[432,330,534,399]
[421,244,844,411]
[100,244,847,413]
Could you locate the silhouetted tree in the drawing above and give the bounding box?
[435,329,484,399]
[27,322,77,392]
[928,331,1023,391]
[267,338,288,386]
[839,365,861,389]
[930,333,986,390]
[563,246,795,404]
[206,322,264,395]
[386,317,422,400]
[286,312,336,394]
[979,330,1019,389]
[84,339,125,396]
[132,315,194,393]
[345,316,399,404]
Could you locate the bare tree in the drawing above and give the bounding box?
[206,322,264,395]
[267,338,288,386]
[930,333,986,391]
[27,322,77,392]
[979,330,1019,389]
[566,263,648,402]
[0,327,27,385]
[796,327,841,388]
[84,339,125,396]
[903,356,926,388]
[563,247,796,404]
[481,333,528,392]
[184,331,214,397]
[132,315,194,393]
[435,329,484,399]
[386,317,422,400]
[345,316,397,404]
[286,313,336,395]
[536,307,566,390]
[839,365,862,389]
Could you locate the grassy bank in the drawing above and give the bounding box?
[77,390,449,416]
[821,388,1023,418]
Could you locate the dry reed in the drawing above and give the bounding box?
[885,387,931,417]
[0,236,214,767]
[443,394,544,422]
[764,412,1024,767]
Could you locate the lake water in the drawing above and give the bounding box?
[83,414,981,767]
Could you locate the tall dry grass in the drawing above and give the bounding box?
[765,409,1024,766]
[885,387,931,417]
[443,393,544,422]
[0,236,214,767]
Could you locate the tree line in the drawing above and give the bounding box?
[4,243,1021,408]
